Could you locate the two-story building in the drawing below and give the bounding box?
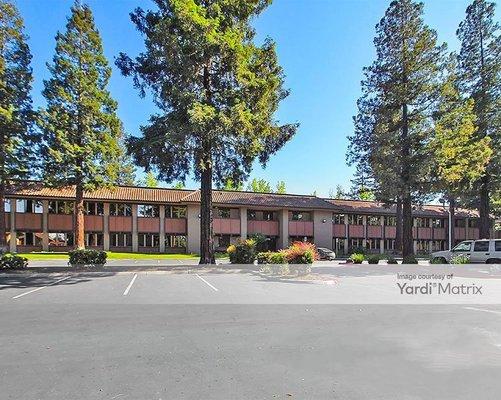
[4,181,499,255]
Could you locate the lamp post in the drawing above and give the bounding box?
[440,197,452,251]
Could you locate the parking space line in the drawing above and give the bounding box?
[195,274,219,292]
[123,273,138,296]
[464,307,501,315]
[12,276,72,299]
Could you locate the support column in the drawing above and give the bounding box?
[278,209,289,249]
[42,200,49,251]
[132,204,138,252]
[9,200,16,253]
[465,217,470,240]
[240,207,247,240]
[380,217,385,254]
[186,205,201,254]
[159,205,165,253]
[344,214,349,255]
[362,215,367,248]
[103,203,110,251]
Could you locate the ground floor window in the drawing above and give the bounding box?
[289,236,314,245]
[16,231,43,246]
[366,238,380,251]
[49,232,74,247]
[349,238,364,252]
[431,240,446,252]
[138,233,160,247]
[384,239,395,251]
[85,232,104,247]
[333,238,345,255]
[214,234,238,251]
[166,235,187,249]
[110,232,132,247]
[415,240,430,254]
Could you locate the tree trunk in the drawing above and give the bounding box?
[479,174,490,239]
[395,197,403,254]
[199,154,215,264]
[75,183,85,249]
[402,194,413,258]
[449,197,455,248]
[0,180,7,252]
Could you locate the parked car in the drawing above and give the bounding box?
[317,247,336,260]
[431,239,501,264]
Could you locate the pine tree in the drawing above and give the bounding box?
[117,0,297,263]
[40,1,122,249]
[348,0,446,257]
[115,133,137,186]
[457,0,500,238]
[429,55,492,245]
[143,171,159,188]
[0,0,35,250]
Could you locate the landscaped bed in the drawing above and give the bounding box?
[16,252,199,261]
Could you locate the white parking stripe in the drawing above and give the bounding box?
[464,307,501,315]
[123,273,138,296]
[195,274,219,292]
[12,276,72,299]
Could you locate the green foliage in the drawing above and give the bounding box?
[172,182,185,189]
[143,171,159,188]
[386,255,398,264]
[227,239,257,264]
[430,257,446,264]
[68,249,107,268]
[0,253,28,269]
[247,178,272,193]
[275,181,286,194]
[285,241,317,264]
[221,178,243,191]
[350,253,365,264]
[349,246,366,256]
[402,255,419,264]
[366,254,380,264]
[450,254,470,265]
[115,134,137,186]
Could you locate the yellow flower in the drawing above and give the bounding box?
[227,244,236,254]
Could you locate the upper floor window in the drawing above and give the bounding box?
[214,207,238,219]
[455,219,466,228]
[166,205,186,219]
[138,204,159,218]
[247,210,277,221]
[290,211,312,221]
[84,202,104,216]
[431,218,445,228]
[384,216,396,226]
[468,219,479,228]
[367,216,381,226]
[333,214,345,225]
[16,199,43,214]
[48,200,74,215]
[347,214,363,225]
[110,203,132,217]
[4,199,10,213]
[414,217,430,228]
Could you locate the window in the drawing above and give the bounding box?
[348,214,363,225]
[16,199,43,214]
[48,200,74,215]
[431,240,445,252]
[138,233,160,247]
[455,219,466,228]
[366,238,380,250]
[431,219,445,228]
[495,241,501,252]
[333,238,345,254]
[473,241,489,252]
[48,232,74,246]
[468,219,479,228]
[85,232,104,247]
[349,238,364,250]
[214,234,237,250]
[247,210,276,221]
[4,199,11,213]
[414,217,430,228]
[384,239,395,251]
[16,232,43,246]
[263,211,276,221]
[167,206,186,219]
[367,216,381,226]
[84,202,104,216]
[290,211,312,221]
[415,240,430,253]
[247,210,257,220]
[453,241,471,252]
[110,203,132,216]
[384,216,396,226]
[333,214,345,224]
[166,235,187,248]
[215,207,231,219]
[289,236,314,245]
[110,232,132,247]
[138,204,159,218]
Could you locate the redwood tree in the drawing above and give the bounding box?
[40,1,122,249]
[117,0,297,264]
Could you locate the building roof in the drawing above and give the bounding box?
[5,181,480,218]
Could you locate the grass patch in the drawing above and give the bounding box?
[17,251,198,261]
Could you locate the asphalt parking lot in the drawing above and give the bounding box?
[2,268,501,399]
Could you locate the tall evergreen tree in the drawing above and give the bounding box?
[457,0,500,238]
[115,132,137,186]
[429,55,492,246]
[40,1,122,249]
[348,0,446,257]
[0,0,35,250]
[117,0,297,264]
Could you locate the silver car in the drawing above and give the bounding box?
[431,239,501,264]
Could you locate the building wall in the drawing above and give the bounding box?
[186,204,200,254]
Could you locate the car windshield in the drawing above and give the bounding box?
[452,241,471,252]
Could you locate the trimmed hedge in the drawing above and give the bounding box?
[402,255,418,264]
[0,253,28,269]
[68,249,107,268]
[366,254,380,264]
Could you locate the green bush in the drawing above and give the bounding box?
[349,246,366,256]
[366,254,380,264]
[68,249,107,268]
[227,239,257,264]
[0,253,28,269]
[402,255,418,264]
[257,252,271,264]
[386,255,398,264]
[349,253,365,264]
[430,257,446,264]
[450,254,470,264]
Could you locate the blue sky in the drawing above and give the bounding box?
[17,0,478,196]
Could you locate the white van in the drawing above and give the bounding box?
[431,239,501,264]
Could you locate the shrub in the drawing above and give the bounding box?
[228,239,257,264]
[450,254,470,264]
[0,253,28,269]
[430,257,445,264]
[285,241,318,264]
[349,246,366,256]
[257,251,271,265]
[68,249,107,268]
[402,255,418,264]
[366,254,380,264]
[349,253,365,264]
[386,255,398,264]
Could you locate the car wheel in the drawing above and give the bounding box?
[486,259,501,264]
